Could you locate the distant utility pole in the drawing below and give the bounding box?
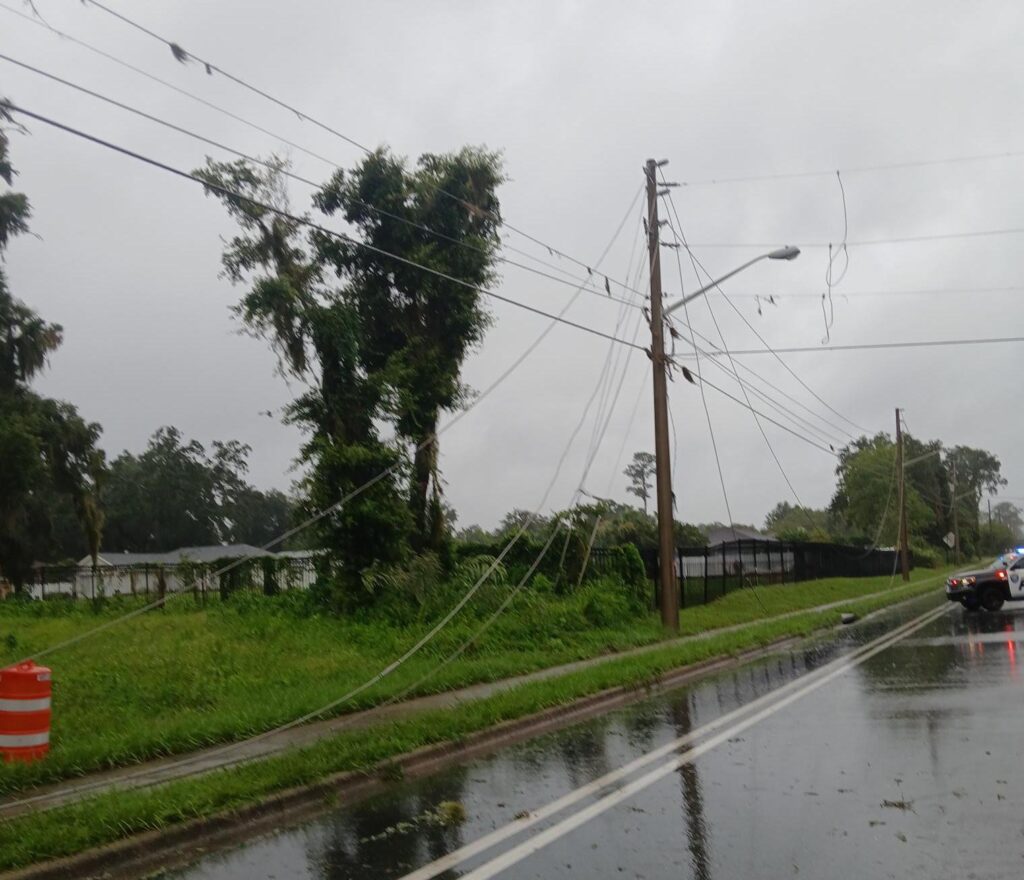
[645,158,678,632]
[952,459,960,565]
[895,408,910,582]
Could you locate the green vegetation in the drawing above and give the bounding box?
[0,566,946,798]
[831,432,1012,557]
[196,146,505,602]
[623,451,656,513]
[101,427,297,554]
[0,579,944,872]
[0,577,655,796]
[461,501,707,561]
[673,566,945,634]
[0,108,104,587]
[763,501,838,542]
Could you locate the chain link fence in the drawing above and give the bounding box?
[21,556,319,602]
[643,539,909,609]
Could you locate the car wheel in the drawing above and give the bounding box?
[979,586,1005,613]
[961,595,980,612]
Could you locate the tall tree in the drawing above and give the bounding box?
[945,445,1006,546]
[763,501,836,542]
[197,157,411,601]
[102,427,295,552]
[496,508,552,542]
[991,501,1023,540]
[313,147,503,552]
[227,487,294,547]
[624,451,656,514]
[0,106,104,589]
[103,427,221,552]
[831,434,932,545]
[898,435,950,545]
[197,146,503,602]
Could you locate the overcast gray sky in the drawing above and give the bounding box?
[4,0,1023,533]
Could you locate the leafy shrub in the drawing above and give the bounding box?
[607,544,647,601]
[581,589,633,627]
[222,590,270,616]
[361,553,443,608]
[530,573,554,593]
[577,575,647,627]
[910,543,944,569]
[454,555,507,588]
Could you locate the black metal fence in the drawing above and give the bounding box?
[645,539,910,609]
[23,557,318,602]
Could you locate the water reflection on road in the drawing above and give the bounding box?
[164,596,1024,879]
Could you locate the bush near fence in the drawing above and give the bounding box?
[453,540,645,598]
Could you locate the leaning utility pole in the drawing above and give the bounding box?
[952,459,960,565]
[895,408,910,582]
[645,158,678,631]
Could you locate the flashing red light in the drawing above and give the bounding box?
[997,569,1008,581]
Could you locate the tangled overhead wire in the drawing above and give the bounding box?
[822,170,850,343]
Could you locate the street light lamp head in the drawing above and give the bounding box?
[768,245,800,261]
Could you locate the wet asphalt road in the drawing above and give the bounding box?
[163,594,1024,880]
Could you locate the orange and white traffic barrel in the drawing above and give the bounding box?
[0,661,52,763]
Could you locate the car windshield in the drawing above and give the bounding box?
[991,554,1018,569]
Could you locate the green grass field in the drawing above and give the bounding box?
[0,566,949,798]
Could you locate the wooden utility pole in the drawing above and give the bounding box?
[895,408,910,582]
[952,459,960,565]
[645,158,678,632]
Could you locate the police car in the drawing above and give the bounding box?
[946,550,1024,612]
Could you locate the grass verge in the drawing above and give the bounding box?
[0,567,948,796]
[0,576,945,872]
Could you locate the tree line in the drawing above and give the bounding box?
[618,436,1020,560]
[760,436,1018,557]
[829,432,1017,557]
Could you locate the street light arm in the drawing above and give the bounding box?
[664,255,768,315]
[663,246,800,317]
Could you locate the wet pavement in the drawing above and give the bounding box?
[161,594,1024,880]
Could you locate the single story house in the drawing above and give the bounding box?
[74,544,282,597]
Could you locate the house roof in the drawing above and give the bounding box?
[91,552,168,567]
[172,544,276,564]
[81,544,277,567]
[706,525,776,546]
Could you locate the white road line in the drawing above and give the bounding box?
[400,602,948,880]
[459,603,946,879]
